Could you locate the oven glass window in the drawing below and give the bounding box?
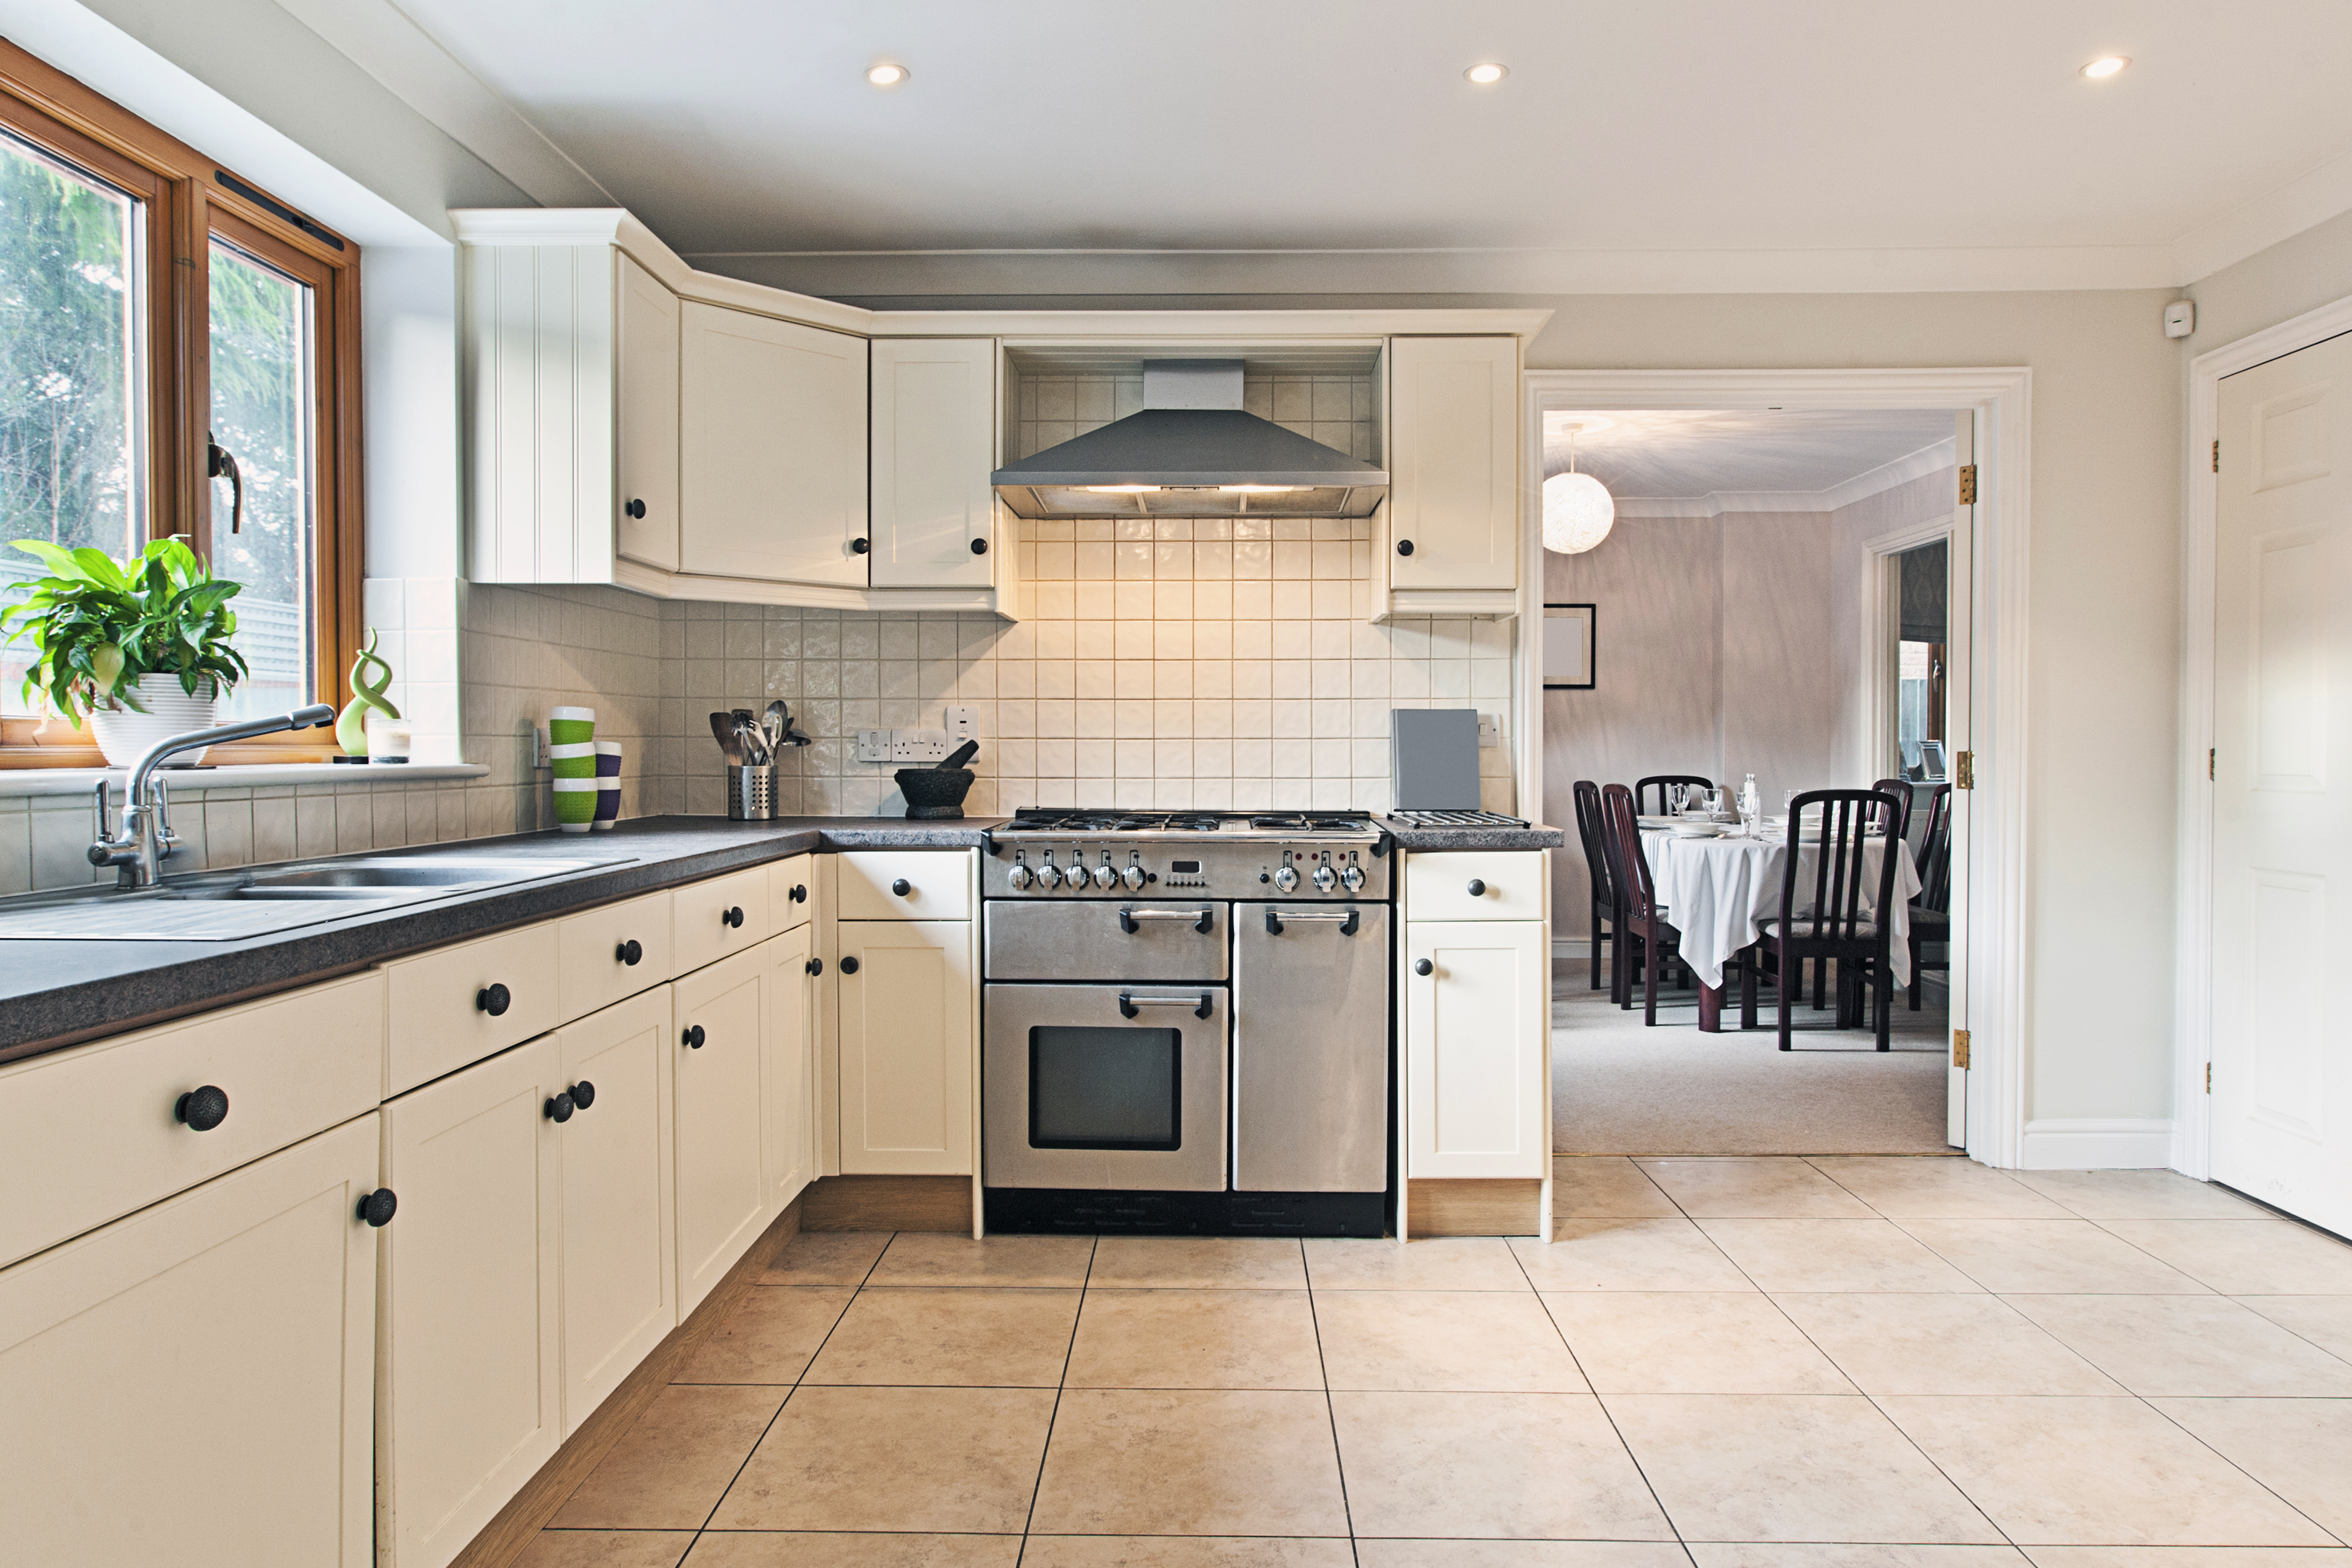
[1028,1025,1181,1151]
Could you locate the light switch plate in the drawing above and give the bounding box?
[855,728,892,764]
[534,727,549,768]
[890,728,951,764]
[944,705,979,743]
[1477,713,1501,747]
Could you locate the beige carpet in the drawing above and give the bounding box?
[1553,955,1954,1156]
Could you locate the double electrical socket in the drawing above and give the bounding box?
[857,706,981,765]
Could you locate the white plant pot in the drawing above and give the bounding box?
[86,675,219,768]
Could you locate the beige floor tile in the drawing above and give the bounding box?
[1898,1220,2210,1294]
[2007,1295,2352,1396]
[683,1534,1022,1566]
[2153,1397,2352,1540]
[760,1230,890,1286]
[1331,1391,1674,1540]
[1811,1157,2072,1219]
[2013,1171,2268,1220]
[1877,1395,2335,1544]
[515,1532,694,1568]
[1088,1235,1309,1289]
[1023,1540,1356,1567]
[550,1385,785,1529]
[1065,1289,1325,1389]
[2097,1221,2352,1295]
[1604,1393,2001,1544]
[867,1232,1096,1287]
[1771,1293,2123,1396]
[1638,1158,1876,1218]
[1689,1550,2028,1568]
[2024,1552,2352,1567]
[710,1385,1054,1532]
[1030,1388,1349,1536]
[801,1287,1078,1386]
[2236,1295,2352,1362]
[675,1286,853,1383]
[1511,1219,1756,1292]
[1305,1236,1532,1290]
[1546,1292,1852,1394]
[1553,1156,1682,1217]
[1361,1546,1694,1568]
[1315,1291,1587,1391]
[1696,1219,1981,1293]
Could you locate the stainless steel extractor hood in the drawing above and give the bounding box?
[991,360,1388,520]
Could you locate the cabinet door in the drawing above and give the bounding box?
[1387,336,1518,592]
[679,301,868,585]
[379,1036,563,1568]
[870,337,996,588]
[1405,920,1545,1178]
[555,988,676,1436]
[673,947,770,1314]
[763,925,817,1215]
[838,920,973,1175]
[615,253,681,571]
[0,1115,378,1568]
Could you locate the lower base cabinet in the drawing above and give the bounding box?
[763,922,817,1216]
[838,918,974,1174]
[0,1114,380,1567]
[1405,918,1547,1177]
[673,947,771,1315]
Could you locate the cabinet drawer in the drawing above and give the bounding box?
[386,921,561,1096]
[770,854,815,933]
[837,850,971,921]
[673,866,771,973]
[557,890,675,1023]
[1405,851,1545,922]
[0,971,384,1270]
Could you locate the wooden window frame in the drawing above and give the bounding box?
[0,40,362,767]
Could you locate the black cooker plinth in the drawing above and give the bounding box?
[983,1186,1387,1236]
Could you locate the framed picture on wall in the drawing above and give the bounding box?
[1543,603,1596,690]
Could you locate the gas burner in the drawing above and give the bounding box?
[1008,809,1224,834]
[1246,812,1375,832]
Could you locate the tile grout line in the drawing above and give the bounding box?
[1298,1236,1364,1566]
[1014,1232,1096,1566]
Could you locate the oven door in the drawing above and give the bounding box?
[984,982,1227,1191]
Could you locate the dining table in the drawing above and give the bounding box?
[1638,819,1924,1033]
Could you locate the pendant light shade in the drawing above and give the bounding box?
[1543,471,1615,554]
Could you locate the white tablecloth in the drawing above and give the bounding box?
[1638,829,1923,991]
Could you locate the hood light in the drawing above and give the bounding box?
[2080,56,2128,78]
[1465,62,1508,85]
[1084,485,1158,493]
[1220,485,1301,494]
[867,62,909,87]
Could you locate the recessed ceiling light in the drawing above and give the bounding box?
[1465,62,1508,85]
[2080,56,2129,79]
[867,62,909,87]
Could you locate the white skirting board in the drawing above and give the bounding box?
[2018,1118,2174,1170]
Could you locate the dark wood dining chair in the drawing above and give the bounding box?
[1602,783,1684,1025]
[1634,774,1713,817]
[1742,789,1903,1050]
[1869,777,1915,843]
[1909,783,1953,1010]
[1572,780,1620,993]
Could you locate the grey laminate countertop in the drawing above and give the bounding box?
[1379,817,1565,851]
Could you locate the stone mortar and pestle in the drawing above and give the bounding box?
[897,739,979,819]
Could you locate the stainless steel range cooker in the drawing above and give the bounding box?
[979,809,1393,1235]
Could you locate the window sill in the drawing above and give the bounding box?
[0,762,489,799]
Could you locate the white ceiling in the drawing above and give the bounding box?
[1544,410,1957,514]
[294,0,2352,292]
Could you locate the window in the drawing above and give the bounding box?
[1891,538,1947,780]
[0,41,359,762]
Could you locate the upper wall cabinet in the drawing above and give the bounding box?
[869,338,998,590]
[1382,335,1520,616]
[615,255,682,573]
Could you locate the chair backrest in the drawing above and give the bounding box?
[1601,783,1660,922]
[1573,780,1618,910]
[1869,778,1913,842]
[1917,783,1954,912]
[1781,788,1903,942]
[1634,774,1713,817]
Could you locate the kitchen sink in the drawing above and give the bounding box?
[0,854,632,941]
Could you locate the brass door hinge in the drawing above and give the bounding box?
[1957,464,1978,505]
[2209,747,2216,782]
[1952,1028,1971,1069]
[2206,1062,2213,1093]
[1954,751,1975,789]
[2212,439,2220,474]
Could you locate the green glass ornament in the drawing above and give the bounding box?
[337,627,402,756]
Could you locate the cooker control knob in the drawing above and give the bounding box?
[1340,864,1366,892]
[1312,863,1338,892]
[1121,863,1148,890]
[1093,862,1119,889]
[1007,863,1033,890]
[1062,866,1089,893]
[1035,862,1062,890]
[1273,865,1299,893]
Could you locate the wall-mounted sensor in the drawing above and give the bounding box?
[2164,300,2195,339]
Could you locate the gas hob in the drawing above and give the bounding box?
[997,808,1383,841]
[983,809,1388,898]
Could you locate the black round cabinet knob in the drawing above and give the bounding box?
[175,1085,229,1132]
[971,537,988,555]
[891,878,911,897]
[624,498,647,519]
[357,1189,397,1227]
[683,1025,705,1049]
[851,537,871,554]
[570,1080,596,1111]
[806,956,824,976]
[1414,958,1434,976]
[477,983,511,1016]
[722,906,745,929]
[789,884,808,904]
[544,1091,573,1123]
[1467,879,1487,897]
[616,938,642,966]
[840,955,860,975]
[1396,539,1414,556]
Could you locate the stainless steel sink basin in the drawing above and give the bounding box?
[0,854,633,941]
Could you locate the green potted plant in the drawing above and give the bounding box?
[1,536,249,766]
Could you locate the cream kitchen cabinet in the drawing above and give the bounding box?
[1382,335,1520,614]
[837,918,976,1175]
[1404,918,1547,1178]
[616,253,682,571]
[763,923,819,1215]
[0,1114,381,1568]
[869,337,998,589]
[672,944,772,1313]
[680,301,868,587]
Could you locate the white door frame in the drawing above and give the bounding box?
[2174,291,2352,1179]
[1518,368,2033,1169]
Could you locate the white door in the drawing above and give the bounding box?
[615,253,681,571]
[838,920,975,1175]
[555,987,676,1436]
[0,1116,378,1568]
[1387,336,1517,592]
[871,337,998,589]
[379,1037,563,1568]
[1404,920,1546,1178]
[763,925,818,1214]
[679,302,868,586]
[673,947,771,1314]
[1945,410,1976,1149]
[2211,328,2352,1235]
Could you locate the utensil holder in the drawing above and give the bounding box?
[726,764,776,821]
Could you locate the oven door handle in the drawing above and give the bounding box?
[1119,990,1216,1020]
[1264,906,1361,936]
[1118,907,1217,935]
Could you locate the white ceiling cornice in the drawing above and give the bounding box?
[2172,140,2352,284]
[1610,439,1955,518]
